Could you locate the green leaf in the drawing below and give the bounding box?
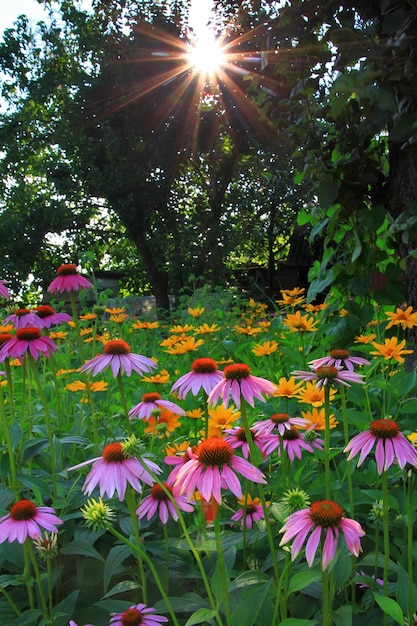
[288,571,322,594]
[52,591,79,626]
[16,609,43,625]
[373,593,404,625]
[196,539,217,552]
[61,540,105,561]
[318,179,339,209]
[230,581,273,626]
[102,580,140,598]
[184,607,217,625]
[103,544,131,593]
[22,437,49,462]
[279,619,320,625]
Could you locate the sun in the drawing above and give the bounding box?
[186,32,226,78]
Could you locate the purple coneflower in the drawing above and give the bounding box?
[208,363,276,408]
[164,447,195,487]
[279,499,365,570]
[231,493,265,529]
[80,339,157,378]
[224,426,268,459]
[47,263,93,293]
[109,603,168,626]
[0,327,58,361]
[292,365,365,388]
[129,391,185,421]
[344,419,417,474]
[68,442,162,501]
[0,500,63,544]
[136,482,194,523]
[309,349,370,372]
[252,412,310,437]
[170,357,223,399]
[69,622,93,626]
[4,308,41,329]
[174,437,266,504]
[261,427,324,461]
[34,304,71,328]
[0,280,11,299]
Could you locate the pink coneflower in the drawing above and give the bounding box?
[4,308,40,329]
[170,357,223,399]
[261,427,324,461]
[47,263,93,293]
[34,305,71,328]
[344,419,417,474]
[68,442,162,501]
[0,327,58,361]
[252,413,310,437]
[231,493,265,529]
[136,482,194,523]
[279,499,365,570]
[0,500,63,544]
[109,603,168,626]
[80,339,157,378]
[224,426,269,459]
[174,437,266,504]
[0,280,11,299]
[208,363,276,408]
[309,349,371,372]
[164,446,195,487]
[292,365,365,388]
[129,392,185,421]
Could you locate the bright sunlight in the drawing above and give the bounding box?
[187,31,226,78]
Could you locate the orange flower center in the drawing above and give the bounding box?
[150,482,172,501]
[191,358,218,373]
[120,608,143,625]
[0,333,13,346]
[271,413,290,424]
[330,349,350,359]
[197,437,234,466]
[142,392,161,403]
[316,366,338,379]
[370,419,400,439]
[16,327,42,341]
[309,500,343,527]
[224,363,251,380]
[35,305,55,318]
[15,308,31,317]
[103,340,130,355]
[282,426,300,440]
[10,500,37,521]
[57,263,78,276]
[102,442,126,462]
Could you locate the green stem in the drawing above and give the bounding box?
[407,470,414,626]
[324,385,332,500]
[0,586,21,616]
[0,384,18,493]
[27,541,50,621]
[382,469,390,626]
[23,540,35,610]
[116,371,131,434]
[214,511,231,626]
[125,487,147,603]
[322,566,332,626]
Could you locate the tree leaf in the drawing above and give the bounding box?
[373,593,404,625]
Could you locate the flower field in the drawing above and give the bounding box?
[0,266,416,626]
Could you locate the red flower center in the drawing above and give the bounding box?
[142,392,161,403]
[191,358,218,373]
[330,349,350,359]
[246,503,257,514]
[103,340,130,355]
[15,308,31,317]
[235,427,247,442]
[120,608,143,625]
[224,363,251,380]
[315,366,338,379]
[150,482,172,501]
[197,437,234,466]
[282,426,300,440]
[35,305,55,318]
[102,442,126,462]
[10,500,37,521]
[0,333,13,346]
[309,500,343,527]
[370,419,400,439]
[57,263,78,276]
[271,413,290,424]
[16,327,42,341]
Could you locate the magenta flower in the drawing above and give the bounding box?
[344,419,417,474]
[34,305,71,328]
[170,357,223,399]
[69,622,93,626]
[292,365,365,388]
[47,263,93,293]
[309,349,370,372]
[80,339,157,378]
[129,391,185,421]
[174,437,266,504]
[68,442,162,501]
[231,494,265,529]
[164,447,195,487]
[224,426,269,459]
[109,603,168,626]
[252,412,310,437]
[279,499,365,570]
[261,427,324,461]
[4,308,41,329]
[0,500,63,544]
[0,280,11,299]
[136,482,194,523]
[0,327,58,361]
[208,363,277,408]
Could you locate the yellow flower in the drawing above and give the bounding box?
[56,368,79,377]
[297,382,336,407]
[301,407,338,430]
[194,323,221,335]
[275,376,304,398]
[370,336,413,363]
[236,492,262,507]
[276,287,306,307]
[80,327,93,336]
[131,320,159,330]
[304,302,328,313]
[165,337,204,354]
[79,313,97,321]
[169,324,194,334]
[109,313,128,323]
[67,320,76,328]
[65,380,108,393]
[49,331,68,340]
[165,440,189,456]
[188,307,205,318]
[407,433,417,447]
[105,307,126,314]
[207,405,240,437]
[141,369,171,384]
[234,325,263,336]
[186,408,204,419]
[283,310,318,333]
[354,333,377,344]
[0,323,13,333]
[385,305,417,330]
[252,340,279,356]
[143,408,182,436]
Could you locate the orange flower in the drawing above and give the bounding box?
[370,337,413,363]
[234,325,263,336]
[169,324,194,334]
[165,337,204,354]
[143,408,182,436]
[79,313,97,321]
[186,408,204,419]
[109,313,128,323]
[49,331,68,340]
[194,323,221,335]
[385,305,417,330]
[131,320,159,330]
[188,307,205,318]
[252,340,279,356]
[141,369,171,384]
[304,302,328,313]
[275,376,304,399]
[80,327,93,336]
[283,310,318,333]
[297,382,336,407]
[354,333,377,344]
[65,380,108,393]
[165,440,189,456]
[105,307,126,315]
[301,407,338,430]
[276,287,306,307]
[207,405,241,438]
[0,324,13,333]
